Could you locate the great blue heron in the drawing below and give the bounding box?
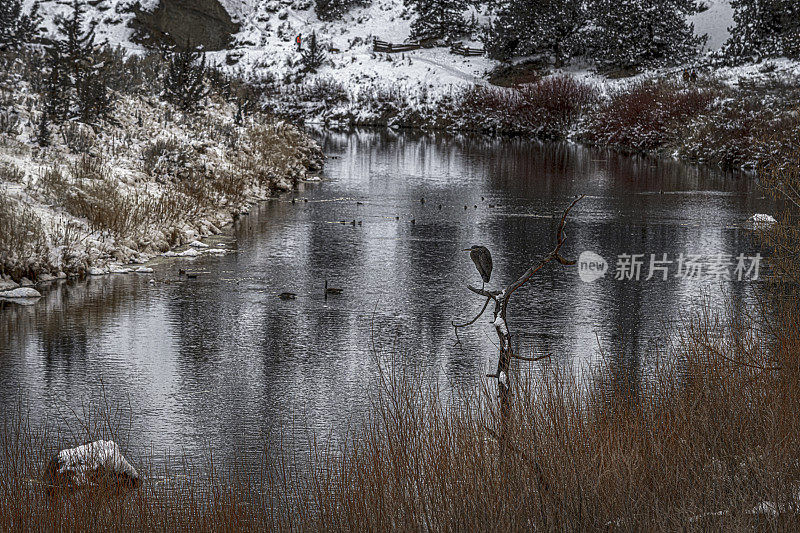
[464,245,493,288]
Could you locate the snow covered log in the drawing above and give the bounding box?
[43,440,141,494]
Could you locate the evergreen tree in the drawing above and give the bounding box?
[723,0,800,61]
[587,0,705,70]
[53,0,98,84]
[43,45,69,123]
[47,0,114,126]
[75,63,113,125]
[162,46,209,112]
[485,0,587,63]
[301,31,326,72]
[406,0,468,42]
[0,0,42,49]
[36,112,50,147]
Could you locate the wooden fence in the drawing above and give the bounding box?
[450,42,485,56]
[372,39,422,53]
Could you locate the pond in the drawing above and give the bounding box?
[0,129,771,466]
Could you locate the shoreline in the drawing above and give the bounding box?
[0,88,324,290]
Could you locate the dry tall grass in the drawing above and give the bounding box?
[2,293,798,531]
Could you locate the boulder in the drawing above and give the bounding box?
[130,0,240,51]
[0,287,42,298]
[44,440,140,494]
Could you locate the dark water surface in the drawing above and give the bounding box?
[0,130,770,465]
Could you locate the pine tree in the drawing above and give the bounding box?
[75,64,113,125]
[162,46,209,112]
[53,0,99,84]
[0,0,42,49]
[485,0,587,63]
[588,0,705,70]
[43,46,69,123]
[36,112,51,147]
[47,0,115,126]
[723,0,800,61]
[301,31,326,72]
[406,0,468,42]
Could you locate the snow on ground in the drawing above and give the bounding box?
[29,0,141,51]
[208,0,494,97]
[0,85,321,284]
[26,0,791,99]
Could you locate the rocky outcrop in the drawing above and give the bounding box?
[44,440,141,494]
[130,0,240,51]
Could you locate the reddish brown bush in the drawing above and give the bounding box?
[584,78,719,152]
[458,75,598,138]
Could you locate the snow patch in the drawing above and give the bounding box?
[163,248,202,257]
[750,213,777,227]
[493,314,508,336]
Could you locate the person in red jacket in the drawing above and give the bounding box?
[296,34,302,52]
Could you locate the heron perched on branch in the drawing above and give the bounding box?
[464,245,493,288]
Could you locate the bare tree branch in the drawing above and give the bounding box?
[452,296,492,329]
[501,195,584,317]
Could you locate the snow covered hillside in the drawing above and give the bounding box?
[26,0,740,93]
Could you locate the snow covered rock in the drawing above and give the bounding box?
[0,277,19,291]
[88,267,108,276]
[134,267,154,273]
[130,0,240,51]
[189,240,209,248]
[163,248,202,257]
[750,213,777,227]
[43,440,140,494]
[0,288,42,299]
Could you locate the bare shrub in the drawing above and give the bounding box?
[0,107,19,135]
[756,121,800,282]
[70,154,108,181]
[0,161,24,183]
[584,78,719,153]
[38,158,152,239]
[238,122,321,188]
[459,75,598,137]
[141,138,188,179]
[0,195,49,278]
[298,77,349,105]
[679,97,800,169]
[61,122,95,154]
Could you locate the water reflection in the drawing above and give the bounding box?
[0,130,770,466]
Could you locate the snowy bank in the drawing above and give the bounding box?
[0,57,322,282]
